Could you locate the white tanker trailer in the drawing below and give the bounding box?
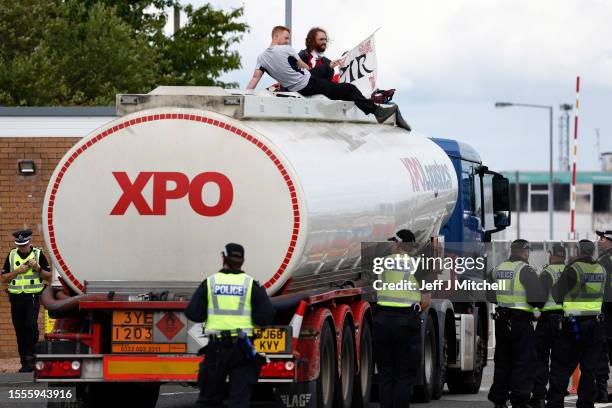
[35,87,511,408]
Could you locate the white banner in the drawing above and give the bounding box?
[339,32,377,97]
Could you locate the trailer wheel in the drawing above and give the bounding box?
[335,322,355,408]
[352,318,372,408]
[432,335,447,400]
[317,320,336,408]
[447,317,485,394]
[412,314,438,403]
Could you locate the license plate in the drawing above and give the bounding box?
[253,328,287,353]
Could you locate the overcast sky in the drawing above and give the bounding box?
[176,0,611,172]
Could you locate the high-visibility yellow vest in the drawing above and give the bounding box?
[492,260,534,313]
[8,248,44,294]
[563,261,605,317]
[376,255,421,308]
[540,264,565,312]
[204,272,254,334]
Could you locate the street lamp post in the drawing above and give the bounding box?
[495,102,554,240]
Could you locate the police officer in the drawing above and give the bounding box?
[530,244,567,408]
[488,239,544,408]
[373,229,431,408]
[596,230,612,402]
[185,243,275,408]
[0,229,52,372]
[547,239,607,408]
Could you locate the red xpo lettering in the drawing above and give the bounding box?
[110,172,233,216]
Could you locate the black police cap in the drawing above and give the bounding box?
[578,239,595,256]
[596,230,612,242]
[549,244,566,258]
[223,243,245,258]
[511,239,530,250]
[13,229,32,245]
[387,229,416,243]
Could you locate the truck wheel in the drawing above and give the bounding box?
[432,335,447,400]
[352,319,372,408]
[412,314,439,403]
[446,317,485,394]
[335,322,355,408]
[317,320,336,408]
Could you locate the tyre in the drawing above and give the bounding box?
[412,314,439,403]
[352,318,373,408]
[432,334,447,400]
[335,322,355,408]
[446,316,485,394]
[316,320,336,408]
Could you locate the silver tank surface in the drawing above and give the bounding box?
[42,88,458,295]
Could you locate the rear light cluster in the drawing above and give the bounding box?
[259,360,295,379]
[35,360,81,378]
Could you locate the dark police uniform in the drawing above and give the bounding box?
[596,230,612,402]
[488,240,544,408]
[531,245,566,408]
[547,241,606,408]
[1,230,50,372]
[373,229,430,408]
[185,243,275,408]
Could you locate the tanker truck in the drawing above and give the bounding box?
[34,86,511,408]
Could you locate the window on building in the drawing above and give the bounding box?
[531,194,549,211]
[576,184,592,213]
[554,184,570,211]
[509,183,528,212]
[530,184,549,212]
[594,185,611,213]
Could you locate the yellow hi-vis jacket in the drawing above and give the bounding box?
[492,260,534,313]
[540,264,565,312]
[204,272,254,335]
[563,261,605,317]
[8,248,44,294]
[376,254,421,308]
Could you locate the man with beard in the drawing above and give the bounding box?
[298,27,343,81]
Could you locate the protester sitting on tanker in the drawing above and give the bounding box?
[246,25,397,124]
[298,27,343,82]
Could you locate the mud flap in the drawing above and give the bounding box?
[275,381,317,408]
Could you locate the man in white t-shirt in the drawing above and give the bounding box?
[246,26,397,124]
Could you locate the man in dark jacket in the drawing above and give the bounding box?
[185,243,275,408]
[547,239,607,408]
[298,27,342,81]
[487,239,544,408]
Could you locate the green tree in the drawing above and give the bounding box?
[161,4,247,87]
[0,0,248,106]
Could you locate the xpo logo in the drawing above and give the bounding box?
[110,171,233,216]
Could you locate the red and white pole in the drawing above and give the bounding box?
[570,75,581,394]
[569,76,580,240]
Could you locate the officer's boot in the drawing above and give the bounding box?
[597,379,609,403]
